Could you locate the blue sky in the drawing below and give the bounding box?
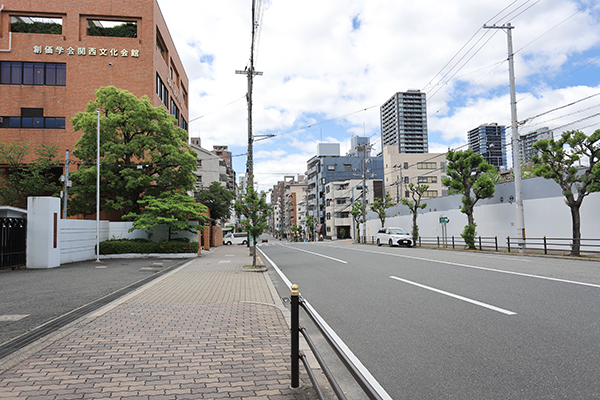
[157,0,600,191]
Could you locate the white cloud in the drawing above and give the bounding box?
[157,0,600,190]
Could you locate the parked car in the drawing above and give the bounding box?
[261,237,268,243]
[223,232,248,245]
[376,227,413,247]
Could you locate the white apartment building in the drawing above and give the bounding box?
[324,178,383,241]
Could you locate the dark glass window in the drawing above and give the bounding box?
[33,117,44,128]
[56,64,66,85]
[1,62,10,84]
[11,62,22,84]
[45,117,56,128]
[23,63,34,85]
[34,63,45,85]
[55,117,65,128]
[10,117,21,128]
[0,61,65,86]
[21,117,33,128]
[45,63,56,86]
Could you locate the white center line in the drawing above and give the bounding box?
[277,243,348,263]
[390,276,517,315]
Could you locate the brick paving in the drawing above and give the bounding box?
[0,246,317,399]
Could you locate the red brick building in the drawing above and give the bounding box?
[0,0,189,162]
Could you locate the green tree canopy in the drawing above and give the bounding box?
[194,181,235,224]
[400,183,429,244]
[370,192,394,228]
[532,129,600,256]
[68,86,197,218]
[442,148,495,249]
[0,142,61,208]
[124,192,208,241]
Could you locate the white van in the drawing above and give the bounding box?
[223,232,249,245]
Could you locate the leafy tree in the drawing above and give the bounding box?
[370,192,394,228]
[400,183,429,245]
[234,185,272,267]
[11,21,62,35]
[194,181,235,225]
[339,227,346,239]
[442,148,495,249]
[290,224,301,242]
[124,192,208,241]
[350,200,365,243]
[69,86,197,218]
[0,142,61,208]
[532,129,600,256]
[305,215,316,241]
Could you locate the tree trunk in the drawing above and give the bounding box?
[412,211,418,243]
[570,204,581,256]
[252,240,257,267]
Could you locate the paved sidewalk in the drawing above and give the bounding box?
[0,246,318,399]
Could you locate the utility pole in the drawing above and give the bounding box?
[62,149,70,219]
[236,0,262,189]
[484,23,526,253]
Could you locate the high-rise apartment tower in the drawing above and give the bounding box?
[380,90,428,153]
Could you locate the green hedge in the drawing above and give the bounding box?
[99,238,199,255]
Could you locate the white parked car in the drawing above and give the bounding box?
[376,227,413,247]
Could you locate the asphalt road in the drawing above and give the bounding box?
[260,241,600,400]
[0,258,187,345]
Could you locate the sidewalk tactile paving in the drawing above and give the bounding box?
[0,246,318,399]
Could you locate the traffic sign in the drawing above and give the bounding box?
[439,217,449,223]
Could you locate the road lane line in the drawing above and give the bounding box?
[390,276,517,315]
[277,243,348,263]
[321,244,600,289]
[257,247,393,400]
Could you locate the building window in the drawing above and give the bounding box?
[180,116,188,131]
[327,165,335,171]
[344,164,351,171]
[404,176,409,184]
[156,30,168,63]
[423,190,438,198]
[1,61,66,86]
[417,162,436,169]
[326,213,331,220]
[11,16,62,34]
[418,176,437,184]
[156,73,169,106]
[87,20,137,38]
[170,98,180,121]
[404,162,409,169]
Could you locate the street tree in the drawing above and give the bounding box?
[124,192,208,241]
[69,86,197,218]
[400,183,429,245]
[194,181,235,225]
[370,192,394,228]
[0,142,61,208]
[442,148,495,249]
[350,200,365,242]
[305,215,316,241]
[532,129,600,256]
[234,185,272,267]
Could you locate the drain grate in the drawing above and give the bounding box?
[0,259,189,360]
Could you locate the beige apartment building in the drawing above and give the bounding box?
[382,145,448,202]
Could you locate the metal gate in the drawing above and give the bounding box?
[0,217,27,269]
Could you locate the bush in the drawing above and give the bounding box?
[461,224,477,249]
[99,238,198,255]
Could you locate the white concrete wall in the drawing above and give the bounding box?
[27,197,61,269]
[60,219,109,264]
[365,191,600,251]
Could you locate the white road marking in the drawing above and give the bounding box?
[390,276,517,315]
[277,243,348,263]
[257,247,393,400]
[321,244,600,289]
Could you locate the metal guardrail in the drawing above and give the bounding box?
[288,284,387,400]
[416,235,600,254]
